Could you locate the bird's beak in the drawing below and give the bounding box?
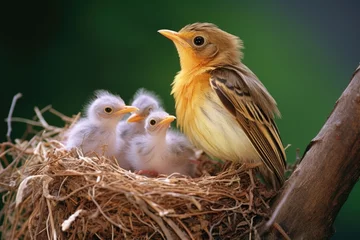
[114,106,139,116]
[127,113,145,123]
[158,115,176,126]
[158,30,189,47]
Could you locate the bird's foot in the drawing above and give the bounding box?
[136,169,159,177]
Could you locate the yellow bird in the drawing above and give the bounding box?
[158,23,286,189]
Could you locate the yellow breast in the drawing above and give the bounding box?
[172,69,260,163]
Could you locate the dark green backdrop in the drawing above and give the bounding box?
[1,0,359,238]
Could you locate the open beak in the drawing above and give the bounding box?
[158,29,189,47]
[158,115,176,127]
[114,106,139,116]
[127,113,145,123]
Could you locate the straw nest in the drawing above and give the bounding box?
[0,105,276,240]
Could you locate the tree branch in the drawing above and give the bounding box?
[268,65,360,239]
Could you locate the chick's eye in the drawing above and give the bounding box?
[193,36,205,46]
[150,119,156,126]
[104,107,113,114]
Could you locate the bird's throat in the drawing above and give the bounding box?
[171,68,212,133]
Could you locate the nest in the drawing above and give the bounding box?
[0,105,276,240]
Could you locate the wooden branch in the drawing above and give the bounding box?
[267,65,360,239]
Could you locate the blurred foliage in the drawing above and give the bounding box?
[0,0,359,238]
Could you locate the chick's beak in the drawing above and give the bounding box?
[158,30,189,47]
[114,106,139,115]
[158,115,176,126]
[127,113,145,123]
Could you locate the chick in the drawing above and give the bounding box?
[115,89,163,169]
[127,110,197,177]
[65,90,138,158]
[117,88,162,142]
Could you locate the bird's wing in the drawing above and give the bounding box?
[209,66,286,187]
[167,131,196,161]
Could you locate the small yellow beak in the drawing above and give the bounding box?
[114,106,139,116]
[158,115,176,126]
[127,113,145,123]
[158,29,189,47]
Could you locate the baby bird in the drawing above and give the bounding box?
[115,89,162,169]
[127,110,197,177]
[117,88,162,142]
[65,90,138,157]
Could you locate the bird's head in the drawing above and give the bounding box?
[145,111,176,136]
[158,22,243,71]
[86,90,138,126]
[127,88,162,123]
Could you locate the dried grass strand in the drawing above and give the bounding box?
[6,92,22,142]
[134,196,173,240]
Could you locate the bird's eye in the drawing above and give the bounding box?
[150,119,156,126]
[193,36,205,46]
[104,107,113,114]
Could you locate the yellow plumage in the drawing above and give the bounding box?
[172,68,260,163]
[159,22,286,189]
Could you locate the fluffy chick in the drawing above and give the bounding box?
[127,110,197,177]
[65,90,138,158]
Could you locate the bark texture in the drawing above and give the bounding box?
[269,65,360,239]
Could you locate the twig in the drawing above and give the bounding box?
[68,112,81,129]
[46,199,57,240]
[0,133,38,176]
[248,169,255,211]
[132,210,160,236]
[94,233,104,240]
[249,215,255,240]
[284,144,291,151]
[264,171,298,230]
[176,218,195,240]
[134,196,174,240]
[33,105,52,121]
[163,217,189,240]
[49,107,75,123]
[6,93,22,142]
[273,222,291,240]
[6,117,50,128]
[34,106,50,128]
[209,214,226,237]
[89,187,131,233]
[111,224,114,240]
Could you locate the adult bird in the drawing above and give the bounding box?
[65,90,138,158]
[127,110,197,177]
[158,23,286,189]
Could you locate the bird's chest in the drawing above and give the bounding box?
[173,72,212,128]
[141,139,170,170]
[173,72,258,162]
[94,130,114,145]
[91,130,118,155]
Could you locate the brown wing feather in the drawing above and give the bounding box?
[209,65,286,188]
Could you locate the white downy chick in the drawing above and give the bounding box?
[117,88,162,142]
[116,89,162,169]
[127,110,197,177]
[65,90,138,158]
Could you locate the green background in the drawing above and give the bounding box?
[0,0,359,238]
